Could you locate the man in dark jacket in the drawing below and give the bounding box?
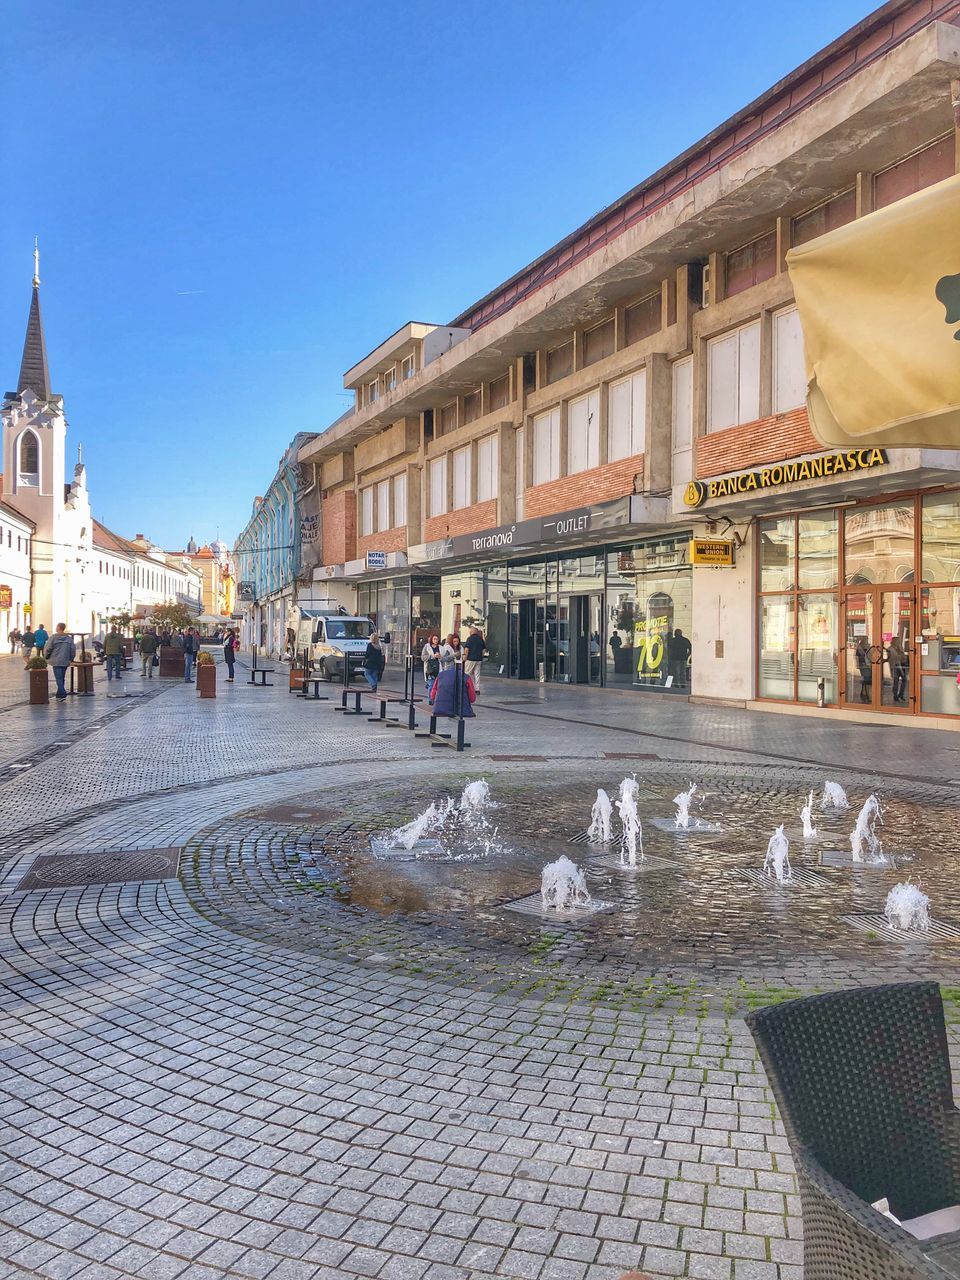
[103,626,124,681]
[666,628,692,690]
[182,628,199,683]
[463,627,486,692]
[44,624,76,701]
[430,665,476,717]
[139,628,158,678]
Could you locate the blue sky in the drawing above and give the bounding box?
[3,0,870,549]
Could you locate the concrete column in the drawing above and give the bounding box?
[645,354,671,492]
[690,529,755,703]
[759,309,774,418]
[498,423,516,525]
[856,171,873,218]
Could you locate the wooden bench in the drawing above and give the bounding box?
[248,666,274,687]
[297,676,329,701]
[415,710,471,751]
[367,692,417,729]
[334,687,365,715]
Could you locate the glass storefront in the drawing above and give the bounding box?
[756,491,960,717]
[358,575,441,670]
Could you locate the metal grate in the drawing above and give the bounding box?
[739,867,832,890]
[595,853,677,873]
[258,802,339,824]
[844,913,960,943]
[489,755,548,762]
[819,848,892,869]
[603,752,659,761]
[369,837,446,861]
[16,848,181,892]
[503,893,617,921]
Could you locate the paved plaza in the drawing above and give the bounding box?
[2,653,960,1280]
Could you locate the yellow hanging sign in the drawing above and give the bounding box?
[689,538,734,566]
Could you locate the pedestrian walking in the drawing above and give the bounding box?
[103,625,124,681]
[182,628,199,682]
[463,626,486,691]
[32,623,48,656]
[666,627,692,690]
[21,627,35,666]
[887,635,908,703]
[223,628,238,681]
[439,634,461,668]
[139,628,158,677]
[421,633,442,692]
[428,663,476,717]
[362,632,385,692]
[43,624,76,701]
[9,628,21,655]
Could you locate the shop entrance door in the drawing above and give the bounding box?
[841,587,913,712]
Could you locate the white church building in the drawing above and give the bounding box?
[0,254,201,644]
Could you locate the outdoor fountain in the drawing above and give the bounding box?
[674,782,698,830]
[461,779,491,810]
[616,776,643,867]
[822,781,850,810]
[800,791,818,840]
[884,881,930,932]
[378,779,503,858]
[763,825,792,884]
[587,788,613,844]
[850,794,886,864]
[540,856,592,911]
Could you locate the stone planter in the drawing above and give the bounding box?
[197,663,217,699]
[159,647,185,678]
[29,668,49,705]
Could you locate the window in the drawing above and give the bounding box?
[489,374,510,411]
[706,320,761,432]
[462,389,481,424]
[532,408,561,484]
[582,319,615,367]
[545,341,573,385]
[429,457,447,516]
[671,357,693,451]
[477,435,499,503]
[377,480,390,531]
[439,402,457,435]
[567,391,600,474]
[401,353,415,380]
[393,472,407,528]
[360,487,374,536]
[874,136,954,210]
[793,189,856,246]
[383,366,397,393]
[17,432,39,487]
[725,231,777,298]
[366,378,380,405]
[608,371,646,461]
[625,292,661,345]
[773,307,807,414]
[452,446,471,510]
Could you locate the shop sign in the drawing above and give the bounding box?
[634,613,669,677]
[22,603,31,615]
[689,538,734,566]
[683,448,889,508]
[414,497,631,564]
[0,585,11,609]
[365,550,387,570]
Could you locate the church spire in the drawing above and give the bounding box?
[17,240,52,401]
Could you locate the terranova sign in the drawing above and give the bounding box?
[412,498,631,564]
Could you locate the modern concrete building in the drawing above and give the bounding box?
[299,0,960,720]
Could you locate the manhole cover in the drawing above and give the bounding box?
[844,913,960,942]
[16,848,181,892]
[503,893,617,921]
[258,802,338,824]
[739,867,832,890]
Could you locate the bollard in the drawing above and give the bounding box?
[817,676,825,708]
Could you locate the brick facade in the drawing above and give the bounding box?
[524,455,643,519]
[695,407,819,480]
[423,500,498,544]
[321,490,356,566]
[357,527,407,558]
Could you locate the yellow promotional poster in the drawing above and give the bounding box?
[787,171,960,448]
[634,614,669,680]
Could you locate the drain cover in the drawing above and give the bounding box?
[16,848,181,892]
[739,867,832,890]
[844,913,960,942]
[603,752,658,760]
[258,802,338,824]
[489,755,548,762]
[819,849,893,869]
[595,853,677,873]
[369,837,446,861]
[503,893,617,921]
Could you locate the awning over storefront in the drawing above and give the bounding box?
[788,172,960,448]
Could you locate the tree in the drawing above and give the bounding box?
[106,609,134,634]
[149,601,195,632]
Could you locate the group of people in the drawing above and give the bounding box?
[10,625,49,665]
[854,634,908,703]
[357,625,486,719]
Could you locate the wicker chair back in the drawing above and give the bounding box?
[747,983,956,1219]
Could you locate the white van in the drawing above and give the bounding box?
[289,605,374,681]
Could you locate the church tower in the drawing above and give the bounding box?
[2,246,90,631]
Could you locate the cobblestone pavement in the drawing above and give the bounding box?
[2,652,960,1280]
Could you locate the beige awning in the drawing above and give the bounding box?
[787,172,960,448]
